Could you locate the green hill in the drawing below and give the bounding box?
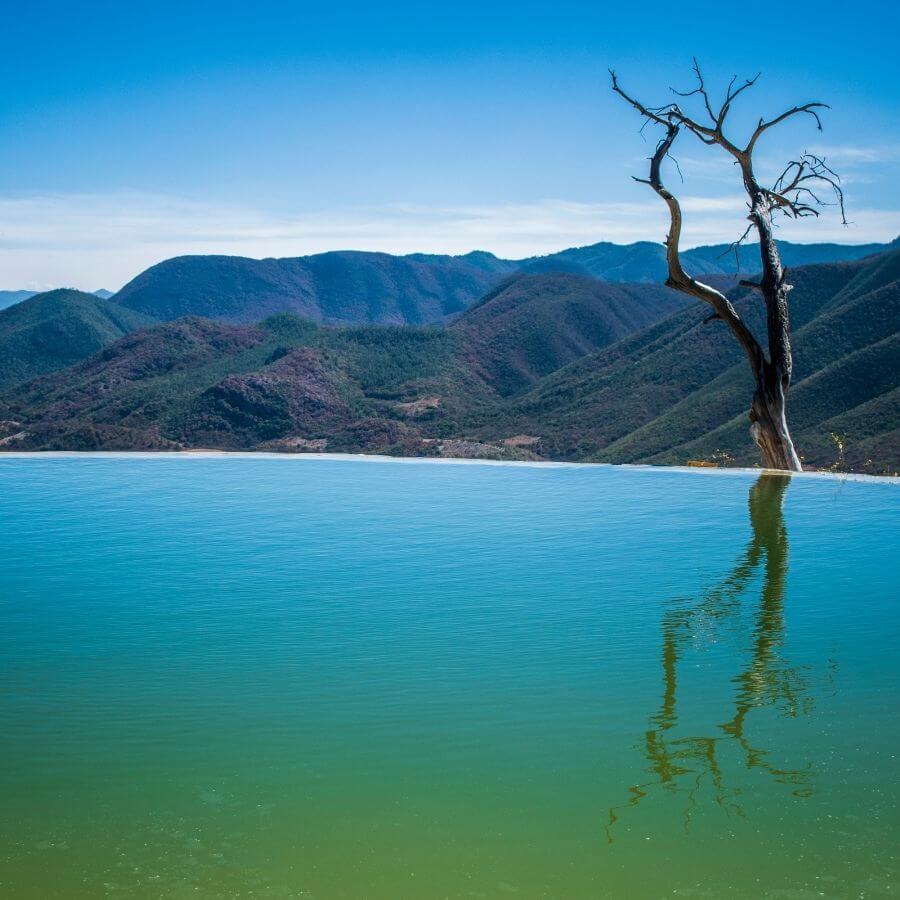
[452,274,685,396]
[0,314,475,452]
[468,251,900,473]
[0,290,154,392]
[0,288,119,310]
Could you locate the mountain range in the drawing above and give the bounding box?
[0,246,897,473]
[3,238,892,325]
[109,238,896,326]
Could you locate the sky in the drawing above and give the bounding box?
[1,0,899,290]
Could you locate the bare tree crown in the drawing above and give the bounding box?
[610,60,846,234]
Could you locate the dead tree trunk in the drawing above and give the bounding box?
[611,64,845,471]
[742,165,801,470]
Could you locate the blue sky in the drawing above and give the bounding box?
[1,0,899,289]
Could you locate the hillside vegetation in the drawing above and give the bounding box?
[451,274,685,396]
[1,251,897,473]
[0,290,154,392]
[469,251,900,472]
[0,277,678,453]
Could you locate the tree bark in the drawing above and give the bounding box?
[749,371,801,471]
[742,164,802,471]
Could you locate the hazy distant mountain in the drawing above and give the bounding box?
[0,289,154,391]
[2,241,892,325]
[522,239,897,282]
[111,240,895,326]
[0,290,38,311]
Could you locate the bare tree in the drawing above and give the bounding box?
[610,62,846,471]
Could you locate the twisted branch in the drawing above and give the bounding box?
[610,73,764,371]
[747,104,829,153]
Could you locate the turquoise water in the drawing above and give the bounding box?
[0,456,897,899]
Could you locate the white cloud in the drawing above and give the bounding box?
[0,191,897,291]
[805,144,900,166]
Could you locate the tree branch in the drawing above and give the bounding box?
[765,153,847,224]
[717,222,755,272]
[671,57,717,125]
[612,99,765,372]
[716,71,760,131]
[746,104,829,153]
[610,69,741,156]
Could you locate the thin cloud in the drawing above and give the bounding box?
[0,191,896,291]
[806,144,900,166]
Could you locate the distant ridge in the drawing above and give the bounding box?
[113,251,518,325]
[522,238,897,281]
[112,239,896,326]
[0,288,116,310]
[0,290,37,311]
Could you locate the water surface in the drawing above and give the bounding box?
[1,457,897,898]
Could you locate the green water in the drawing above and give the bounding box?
[0,456,897,899]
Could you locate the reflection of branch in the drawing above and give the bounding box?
[607,474,820,840]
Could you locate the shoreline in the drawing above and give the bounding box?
[1,449,897,485]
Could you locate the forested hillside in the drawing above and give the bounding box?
[1,251,897,473]
[0,290,154,391]
[470,250,900,472]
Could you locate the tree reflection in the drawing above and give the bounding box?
[606,473,821,840]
